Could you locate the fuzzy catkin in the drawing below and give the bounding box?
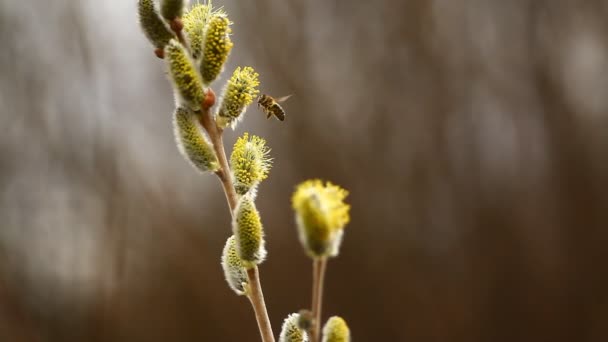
[233,195,267,268]
[280,313,309,342]
[183,3,217,59]
[165,40,205,110]
[230,132,271,196]
[161,0,188,21]
[292,180,350,258]
[138,0,175,49]
[221,235,248,295]
[217,66,260,129]
[173,107,219,172]
[322,317,350,342]
[200,14,233,84]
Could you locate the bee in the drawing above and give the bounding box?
[257,94,292,121]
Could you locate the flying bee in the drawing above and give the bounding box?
[257,94,292,121]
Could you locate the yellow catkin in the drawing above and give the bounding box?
[217,66,260,129]
[292,180,350,258]
[322,317,350,342]
[221,235,248,295]
[173,107,219,172]
[183,2,225,59]
[233,195,266,268]
[200,13,233,84]
[138,0,175,49]
[161,0,187,21]
[165,40,205,110]
[230,132,272,196]
[279,313,309,342]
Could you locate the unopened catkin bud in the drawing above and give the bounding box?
[232,195,266,268]
[183,3,217,59]
[216,66,260,129]
[279,313,309,342]
[173,107,219,172]
[200,13,233,84]
[221,235,248,295]
[138,0,175,49]
[322,316,350,342]
[292,180,350,258]
[161,0,188,21]
[165,39,205,110]
[230,132,272,197]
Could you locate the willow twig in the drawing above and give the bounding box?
[200,99,274,342]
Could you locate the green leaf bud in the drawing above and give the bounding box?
[322,316,351,342]
[138,0,175,49]
[230,132,272,197]
[279,313,309,342]
[200,13,233,84]
[217,66,260,129]
[165,40,205,110]
[232,195,266,268]
[221,235,248,296]
[291,180,350,258]
[173,106,220,172]
[161,0,188,21]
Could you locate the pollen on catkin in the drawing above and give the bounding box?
[233,195,266,268]
[221,235,249,296]
[279,313,309,342]
[200,13,233,84]
[165,40,205,110]
[322,316,351,342]
[161,0,188,21]
[292,180,350,258]
[183,2,220,59]
[217,66,260,129]
[138,0,175,49]
[173,107,220,172]
[230,132,272,197]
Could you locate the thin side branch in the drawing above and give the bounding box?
[247,267,276,342]
[311,258,328,342]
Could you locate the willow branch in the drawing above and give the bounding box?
[199,98,238,211]
[247,267,275,342]
[199,95,274,342]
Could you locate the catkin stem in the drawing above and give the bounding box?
[311,258,328,342]
[200,104,274,342]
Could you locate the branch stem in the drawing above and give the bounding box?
[247,267,276,342]
[200,102,274,342]
[199,105,238,211]
[311,258,328,342]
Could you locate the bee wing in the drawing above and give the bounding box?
[275,94,293,103]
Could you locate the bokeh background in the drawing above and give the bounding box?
[2,0,608,341]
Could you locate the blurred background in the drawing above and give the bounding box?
[2,0,608,341]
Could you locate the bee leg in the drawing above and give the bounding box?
[266,112,272,119]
